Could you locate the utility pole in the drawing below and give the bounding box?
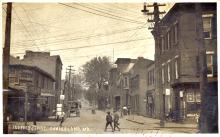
[195,3,209,133]
[142,2,166,127]
[3,2,12,134]
[66,66,75,101]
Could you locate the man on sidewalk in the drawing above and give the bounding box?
[104,111,114,132]
[113,110,120,131]
[59,112,65,127]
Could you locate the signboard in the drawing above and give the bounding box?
[165,89,170,95]
[179,91,184,97]
[57,104,62,108]
[60,95,65,100]
[56,107,62,112]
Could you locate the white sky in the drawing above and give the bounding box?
[2,2,173,79]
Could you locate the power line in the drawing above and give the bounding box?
[59,3,145,25]
[12,7,40,51]
[110,4,141,15]
[87,3,139,17]
[74,3,145,24]
[12,25,148,48]
[11,37,150,55]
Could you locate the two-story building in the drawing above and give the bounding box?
[130,57,153,116]
[11,51,63,111]
[108,58,136,111]
[154,3,217,122]
[146,62,158,118]
[8,62,55,120]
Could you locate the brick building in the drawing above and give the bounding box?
[11,51,63,111]
[154,3,217,122]
[8,63,55,120]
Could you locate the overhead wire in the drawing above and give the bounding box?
[74,3,145,24]
[12,6,40,51]
[11,37,150,55]
[59,3,145,25]
[12,24,148,48]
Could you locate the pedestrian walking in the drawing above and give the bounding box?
[59,112,65,127]
[120,107,123,118]
[113,110,120,131]
[104,111,114,132]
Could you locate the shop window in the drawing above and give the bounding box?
[187,93,195,102]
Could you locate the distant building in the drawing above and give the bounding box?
[114,58,136,110]
[146,62,157,118]
[11,50,63,111]
[8,63,55,120]
[130,57,153,116]
[109,57,153,116]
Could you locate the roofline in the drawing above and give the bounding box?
[52,55,63,65]
[9,64,55,81]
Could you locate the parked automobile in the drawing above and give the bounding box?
[68,101,80,117]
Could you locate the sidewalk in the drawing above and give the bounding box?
[126,114,198,129]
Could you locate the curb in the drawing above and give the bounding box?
[154,126,198,129]
[126,119,144,125]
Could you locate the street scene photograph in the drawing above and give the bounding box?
[2,1,218,134]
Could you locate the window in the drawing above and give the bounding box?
[161,36,164,53]
[148,69,155,86]
[187,93,195,102]
[152,70,155,85]
[124,77,129,87]
[206,51,214,77]
[9,77,15,83]
[162,67,165,84]
[9,68,15,74]
[196,93,201,102]
[175,59,179,79]
[202,14,213,39]
[167,63,170,82]
[174,22,178,44]
[41,76,45,88]
[167,31,170,49]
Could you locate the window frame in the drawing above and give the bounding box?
[202,14,213,39]
[173,21,178,44]
[162,64,165,84]
[167,62,171,82]
[175,57,179,79]
[206,51,214,77]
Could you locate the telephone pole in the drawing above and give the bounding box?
[66,66,75,101]
[3,2,12,134]
[142,2,166,127]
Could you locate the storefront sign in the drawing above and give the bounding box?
[179,91,184,97]
[165,89,170,95]
[60,95,65,100]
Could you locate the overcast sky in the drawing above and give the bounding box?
[2,3,173,79]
